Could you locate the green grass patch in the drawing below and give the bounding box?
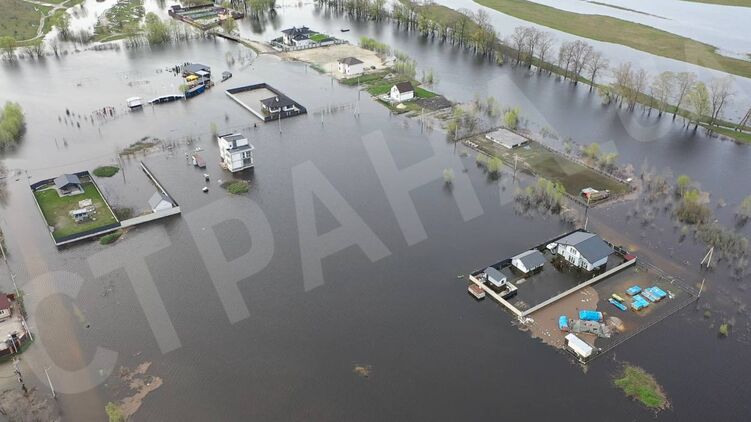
[415,87,437,98]
[474,0,751,79]
[340,70,390,86]
[33,180,119,240]
[471,135,630,197]
[681,0,750,6]
[99,229,123,245]
[93,166,120,177]
[221,180,249,195]
[0,0,48,40]
[309,33,329,43]
[702,125,751,144]
[366,83,393,96]
[614,365,669,411]
[120,137,160,155]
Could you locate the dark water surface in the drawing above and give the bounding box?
[0,5,750,421]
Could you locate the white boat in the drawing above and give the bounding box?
[126,96,143,109]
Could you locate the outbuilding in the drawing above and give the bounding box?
[54,174,83,196]
[511,249,545,274]
[565,333,593,359]
[148,191,173,212]
[0,295,11,321]
[484,267,512,288]
[390,82,414,102]
[337,57,364,76]
[484,128,529,149]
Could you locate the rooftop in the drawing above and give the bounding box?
[338,57,364,65]
[54,174,81,189]
[393,81,414,93]
[512,249,546,269]
[261,95,296,109]
[556,231,613,264]
[148,191,172,209]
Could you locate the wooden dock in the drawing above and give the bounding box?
[467,275,522,317]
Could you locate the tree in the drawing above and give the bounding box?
[672,72,696,119]
[0,37,17,61]
[536,31,554,73]
[0,102,25,150]
[582,143,600,160]
[569,40,593,85]
[503,107,521,130]
[707,76,734,128]
[222,16,238,34]
[737,196,751,222]
[557,41,574,80]
[105,402,124,422]
[56,13,71,40]
[676,175,691,196]
[144,12,171,44]
[687,81,710,130]
[651,72,674,116]
[630,68,648,111]
[586,51,608,90]
[509,27,528,64]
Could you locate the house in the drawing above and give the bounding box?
[54,174,83,196]
[182,63,210,78]
[337,57,364,76]
[0,295,11,321]
[261,96,299,117]
[390,82,415,102]
[148,191,173,212]
[218,133,254,172]
[511,249,545,274]
[556,231,613,271]
[485,128,529,149]
[281,26,315,46]
[484,267,512,288]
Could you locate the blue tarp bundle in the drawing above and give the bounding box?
[559,316,569,330]
[649,286,667,299]
[579,310,603,321]
[626,285,642,296]
[631,295,650,310]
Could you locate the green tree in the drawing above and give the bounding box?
[582,143,600,160]
[144,13,171,45]
[56,12,71,40]
[676,175,691,196]
[0,37,17,61]
[105,402,124,422]
[0,102,25,150]
[221,16,238,34]
[503,107,520,130]
[687,81,710,130]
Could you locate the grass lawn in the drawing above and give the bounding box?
[703,125,751,144]
[93,166,120,177]
[0,0,47,40]
[415,87,437,98]
[474,0,751,78]
[34,181,118,240]
[681,0,750,6]
[309,33,330,43]
[340,71,390,86]
[472,135,630,196]
[614,365,669,410]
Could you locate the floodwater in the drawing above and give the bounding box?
[0,2,750,421]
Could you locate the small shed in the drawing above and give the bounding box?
[565,333,593,359]
[54,174,83,196]
[511,249,545,274]
[485,128,529,149]
[484,267,510,288]
[148,191,173,212]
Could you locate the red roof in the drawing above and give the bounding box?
[0,295,11,310]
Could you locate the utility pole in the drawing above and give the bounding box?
[700,246,714,269]
[44,367,56,399]
[583,194,592,230]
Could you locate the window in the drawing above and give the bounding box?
[242,151,252,159]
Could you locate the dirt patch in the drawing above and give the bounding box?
[526,286,600,349]
[284,44,385,79]
[109,361,163,419]
[0,387,61,422]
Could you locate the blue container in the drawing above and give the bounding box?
[558,316,569,331]
[609,298,627,311]
[579,310,603,321]
[626,285,642,296]
[649,286,667,299]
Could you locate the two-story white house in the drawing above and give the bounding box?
[337,57,364,76]
[218,133,254,172]
[390,81,415,102]
[555,231,613,271]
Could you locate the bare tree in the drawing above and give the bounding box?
[536,31,555,73]
[557,41,574,80]
[672,72,696,119]
[586,51,608,91]
[523,27,540,68]
[509,27,528,64]
[687,81,710,130]
[651,72,674,116]
[708,76,734,128]
[569,40,593,85]
[630,68,648,111]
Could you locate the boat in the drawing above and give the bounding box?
[611,293,625,303]
[221,71,232,82]
[149,94,184,104]
[340,28,350,32]
[468,284,485,300]
[609,298,627,311]
[126,96,143,110]
[185,84,205,99]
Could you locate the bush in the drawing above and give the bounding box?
[222,180,249,195]
[676,189,711,224]
[515,178,566,214]
[503,107,521,130]
[105,402,125,422]
[737,195,751,222]
[99,230,123,245]
[0,102,25,150]
[614,365,669,410]
[486,157,502,177]
[112,207,134,220]
[93,166,120,177]
[719,323,730,337]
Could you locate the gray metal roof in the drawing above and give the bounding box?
[338,57,363,65]
[557,231,613,264]
[54,174,81,189]
[393,81,414,93]
[261,95,296,109]
[512,249,545,269]
[184,63,210,74]
[485,267,506,284]
[148,191,171,209]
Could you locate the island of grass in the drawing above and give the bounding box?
[614,365,669,411]
[222,180,249,195]
[469,133,630,199]
[93,165,120,177]
[32,174,119,242]
[472,0,751,79]
[342,71,441,113]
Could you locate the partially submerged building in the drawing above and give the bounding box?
[148,191,174,213]
[484,266,512,288]
[485,128,529,149]
[261,95,300,118]
[218,133,254,172]
[511,249,545,274]
[337,57,364,76]
[556,231,613,271]
[390,82,415,102]
[54,174,83,196]
[281,26,315,46]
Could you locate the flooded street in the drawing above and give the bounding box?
[0,2,750,420]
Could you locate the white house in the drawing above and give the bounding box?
[218,133,254,172]
[337,57,364,76]
[556,231,613,271]
[148,191,173,212]
[390,81,415,102]
[511,249,545,274]
[281,26,314,46]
